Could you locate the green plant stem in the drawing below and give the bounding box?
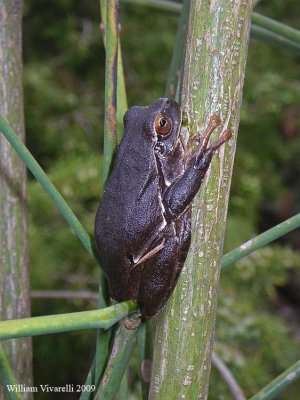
[249,360,300,400]
[102,0,119,183]
[94,322,137,400]
[115,49,128,143]
[252,12,300,43]
[94,294,111,388]
[165,0,189,99]
[0,345,21,400]
[137,324,148,400]
[251,25,300,55]
[0,116,97,260]
[0,301,137,340]
[137,323,153,400]
[94,270,110,388]
[150,1,253,399]
[222,213,300,270]
[114,370,128,400]
[93,0,123,390]
[100,1,128,144]
[121,0,300,55]
[121,0,181,12]
[80,357,96,400]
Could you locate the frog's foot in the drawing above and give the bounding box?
[124,313,142,330]
[208,128,232,152]
[194,117,232,169]
[193,115,222,150]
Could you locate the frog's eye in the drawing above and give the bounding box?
[154,113,172,136]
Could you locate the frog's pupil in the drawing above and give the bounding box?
[160,118,166,127]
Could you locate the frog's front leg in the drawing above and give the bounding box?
[163,116,232,221]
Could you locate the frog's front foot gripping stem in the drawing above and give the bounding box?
[163,115,232,221]
[195,115,232,168]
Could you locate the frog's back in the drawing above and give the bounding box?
[94,141,166,300]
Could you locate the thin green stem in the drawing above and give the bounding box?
[116,48,128,143]
[94,324,111,388]
[137,324,148,399]
[165,0,189,99]
[0,116,97,260]
[0,345,21,400]
[222,213,300,270]
[252,12,300,43]
[121,0,181,13]
[121,0,300,56]
[137,323,153,400]
[249,360,300,400]
[94,278,110,387]
[80,357,96,400]
[251,25,300,55]
[93,0,123,389]
[102,0,119,183]
[94,322,137,400]
[100,1,128,144]
[0,301,137,340]
[114,370,128,400]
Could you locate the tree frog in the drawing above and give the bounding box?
[94,98,231,321]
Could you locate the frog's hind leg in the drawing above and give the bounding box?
[137,211,191,320]
[126,238,165,300]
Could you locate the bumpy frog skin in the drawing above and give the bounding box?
[94,98,231,321]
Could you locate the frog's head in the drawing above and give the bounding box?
[147,98,182,155]
[122,98,182,155]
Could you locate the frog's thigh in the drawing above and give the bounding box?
[138,213,191,319]
[138,233,178,319]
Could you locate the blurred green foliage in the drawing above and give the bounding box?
[22,0,300,398]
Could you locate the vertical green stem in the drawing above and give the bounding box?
[79,357,96,400]
[94,323,137,400]
[150,1,253,399]
[138,322,154,400]
[102,0,119,183]
[165,0,189,99]
[115,49,128,143]
[93,0,124,389]
[100,1,128,143]
[114,370,128,400]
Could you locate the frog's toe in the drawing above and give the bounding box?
[124,313,142,330]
